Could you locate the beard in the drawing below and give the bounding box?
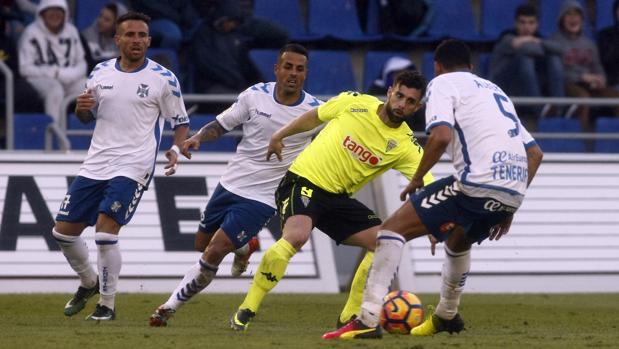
[385,102,411,125]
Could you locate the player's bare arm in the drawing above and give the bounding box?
[75,89,96,123]
[267,108,322,161]
[400,124,452,200]
[180,120,228,159]
[164,125,190,176]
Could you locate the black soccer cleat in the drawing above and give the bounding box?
[230,308,256,331]
[85,304,116,321]
[64,280,99,316]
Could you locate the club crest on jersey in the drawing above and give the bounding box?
[342,135,382,166]
[136,84,149,98]
[386,139,397,152]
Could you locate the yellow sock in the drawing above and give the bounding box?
[339,251,374,323]
[239,238,296,313]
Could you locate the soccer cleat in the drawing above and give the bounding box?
[230,308,255,331]
[410,312,465,336]
[64,280,99,316]
[336,314,357,329]
[322,318,382,340]
[149,306,176,327]
[85,304,116,321]
[231,237,260,277]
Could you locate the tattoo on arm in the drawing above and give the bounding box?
[198,120,227,141]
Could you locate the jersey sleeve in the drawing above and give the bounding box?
[424,78,458,133]
[393,137,435,185]
[519,121,537,149]
[215,88,251,131]
[316,91,355,122]
[160,71,189,129]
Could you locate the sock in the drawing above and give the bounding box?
[360,230,405,327]
[234,243,249,257]
[238,238,296,313]
[164,259,217,310]
[95,232,121,310]
[435,245,471,320]
[338,251,374,323]
[52,228,97,288]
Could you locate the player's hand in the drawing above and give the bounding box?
[181,135,201,160]
[75,89,96,112]
[428,234,438,256]
[489,214,514,241]
[164,146,179,176]
[267,135,284,161]
[399,177,424,201]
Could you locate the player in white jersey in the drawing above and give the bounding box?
[324,39,544,340]
[18,0,87,122]
[149,43,324,327]
[52,12,190,322]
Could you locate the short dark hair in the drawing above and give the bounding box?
[279,43,308,60]
[393,70,427,98]
[116,11,150,28]
[434,39,471,71]
[515,4,538,19]
[103,3,119,18]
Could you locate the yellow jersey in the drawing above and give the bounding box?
[289,91,434,194]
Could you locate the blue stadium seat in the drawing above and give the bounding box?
[596,0,615,30]
[14,113,54,149]
[425,0,480,41]
[67,113,94,150]
[363,51,409,92]
[148,48,180,75]
[249,49,278,83]
[539,0,592,37]
[253,0,315,41]
[475,53,491,78]
[304,51,357,95]
[481,0,526,39]
[190,114,238,152]
[594,117,619,153]
[422,52,434,80]
[308,0,381,41]
[75,0,108,30]
[537,118,585,153]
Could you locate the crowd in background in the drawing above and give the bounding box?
[1,0,619,147]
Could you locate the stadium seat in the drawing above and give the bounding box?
[475,53,491,78]
[147,48,180,75]
[425,0,481,41]
[594,117,619,153]
[253,0,316,41]
[307,0,381,41]
[249,49,278,83]
[596,0,615,30]
[539,0,592,37]
[481,0,526,39]
[13,113,54,149]
[75,0,108,30]
[363,51,409,92]
[67,113,94,150]
[189,114,238,152]
[537,118,585,153]
[421,52,434,80]
[304,50,357,95]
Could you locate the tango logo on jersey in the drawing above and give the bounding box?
[342,135,382,166]
[136,84,149,98]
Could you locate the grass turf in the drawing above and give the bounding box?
[1,293,618,349]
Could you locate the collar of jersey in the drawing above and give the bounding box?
[272,85,305,107]
[114,58,149,73]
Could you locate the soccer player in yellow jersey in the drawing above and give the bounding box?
[230,70,434,331]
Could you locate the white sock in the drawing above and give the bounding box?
[52,229,97,288]
[360,230,406,327]
[435,245,471,320]
[95,232,121,310]
[164,258,217,310]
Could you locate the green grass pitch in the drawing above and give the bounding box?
[1,293,618,349]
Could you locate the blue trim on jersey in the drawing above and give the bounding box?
[460,178,524,196]
[273,85,306,106]
[115,58,149,73]
[524,140,537,149]
[425,121,453,134]
[308,97,321,107]
[173,123,189,130]
[146,115,162,188]
[454,122,472,183]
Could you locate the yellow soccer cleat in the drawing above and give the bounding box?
[411,309,465,336]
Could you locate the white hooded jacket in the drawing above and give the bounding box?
[18,0,86,84]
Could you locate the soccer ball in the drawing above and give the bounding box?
[380,290,424,334]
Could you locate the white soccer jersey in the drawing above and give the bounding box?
[78,58,189,186]
[216,82,323,208]
[425,72,536,207]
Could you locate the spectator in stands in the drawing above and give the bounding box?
[488,4,564,106]
[190,0,288,94]
[17,0,87,123]
[597,0,619,91]
[127,0,200,50]
[375,0,433,37]
[81,2,127,67]
[551,0,619,130]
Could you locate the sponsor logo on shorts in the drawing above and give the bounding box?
[342,135,382,166]
[58,194,71,215]
[483,199,517,213]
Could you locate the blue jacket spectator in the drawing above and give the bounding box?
[597,0,619,90]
